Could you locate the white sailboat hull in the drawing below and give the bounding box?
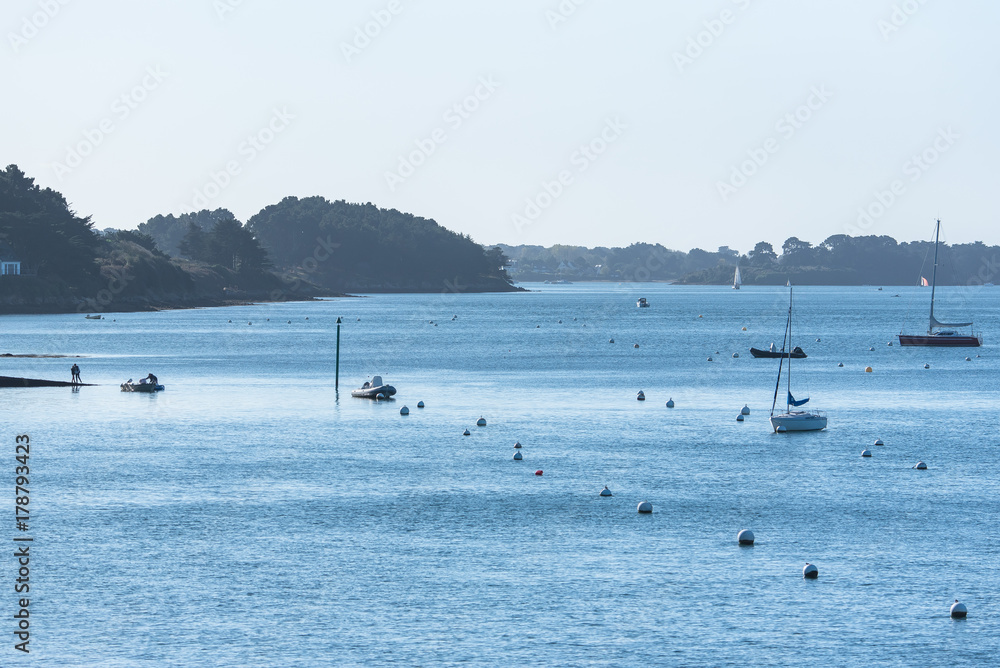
[770,412,827,432]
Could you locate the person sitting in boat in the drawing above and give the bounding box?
[361,381,370,389]
[146,373,158,385]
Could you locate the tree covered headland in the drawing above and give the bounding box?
[501,234,1000,286]
[0,164,516,313]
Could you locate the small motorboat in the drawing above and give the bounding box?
[750,345,806,359]
[85,315,103,320]
[121,380,164,393]
[351,375,396,399]
[636,297,649,308]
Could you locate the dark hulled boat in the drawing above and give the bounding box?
[750,346,806,359]
[898,220,982,347]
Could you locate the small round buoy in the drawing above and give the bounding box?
[869,346,875,351]
[357,318,360,321]
[557,320,562,324]
[417,401,425,408]
[228,319,232,323]
[248,322,252,325]
[600,486,612,497]
[950,600,968,619]
[861,449,872,457]
[400,406,409,415]
[266,318,270,322]
[965,356,971,361]
[287,320,291,324]
[636,391,645,401]
[463,429,471,436]
[707,357,713,362]
[737,529,754,546]
[536,325,540,328]
[776,425,787,433]
[715,351,720,355]
[741,405,750,416]
[924,363,930,369]
[736,414,744,422]
[534,470,543,476]
[666,399,674,408]
[609,338,615,343]
[637,500,652,513]
[803,563,818,579]
[634,343,639,348]
[698,315,703,318]
[513,441,522,448]
[477,417,487,427]
[742,326,747,331]
[513,451,523,460]
[375,393,385,400]
[874,439,884,446]
[733,352,739,358]
[887,341,893,346]
[915,461,927,470]
[838,362,844,367]
[816,338,821,342]
[865,366,873,373]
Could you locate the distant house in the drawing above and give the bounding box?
[0,243,21,276]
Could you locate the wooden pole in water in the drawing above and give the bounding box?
[335,317,342,390]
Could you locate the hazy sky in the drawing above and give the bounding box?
[5,1,999,253]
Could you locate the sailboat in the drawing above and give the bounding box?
[769,287,827,433]
[898,220,982,347]
[732,266,742,290]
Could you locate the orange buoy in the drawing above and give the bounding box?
[534,470,543,476]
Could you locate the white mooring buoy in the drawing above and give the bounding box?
[924,363,930,369]
[637,391,645,401]
[637,500,653,514]
[803,563,819,579]
[733,352,739,358]
[816,338,821,342]
[513,451,523,461]
[514,441,522,449]
[463,429,471,436]
[609,338,615,343]
[838,362,844,367]
[417,401,425,408]
[965,356,972,361]
[738,529,754,546]
[741,405,750,416]
[950,600,968,619]
[634,343,640,348]
[861,449,872,457]
[399,406,409,415]
[874,439,884,446]
[477,417,487,427]
[914,461,927,470]
[707,357,713,362]
[600,486,612,497]
[736,414,744,422]
[869,346,875,351]
[666,399,675,408]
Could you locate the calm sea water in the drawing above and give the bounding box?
[3,284,999,666]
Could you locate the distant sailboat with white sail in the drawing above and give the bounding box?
[732,266,742,290]
[769,287,827,433]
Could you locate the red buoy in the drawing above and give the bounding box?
[534,470,543,476]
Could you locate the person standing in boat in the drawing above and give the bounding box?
[71,363,81,384]
[146,373,158,386]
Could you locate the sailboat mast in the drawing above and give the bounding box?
[786,287,792,410]
[928,219,940,334]
[770,299,790,417]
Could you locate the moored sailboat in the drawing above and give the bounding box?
[732,266,742,290]
[898,220,982,347]
[769,287,826,433]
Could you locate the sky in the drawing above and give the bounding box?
[4,1,999,254]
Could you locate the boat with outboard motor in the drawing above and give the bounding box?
[351,375,397,399]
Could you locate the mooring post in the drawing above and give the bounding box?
[335,317,341,390]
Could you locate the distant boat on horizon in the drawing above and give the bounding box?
[732,266,742,290]
[898,220,982,347]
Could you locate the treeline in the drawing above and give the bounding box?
[679,236,1000,286]
[500,235,1000,286]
